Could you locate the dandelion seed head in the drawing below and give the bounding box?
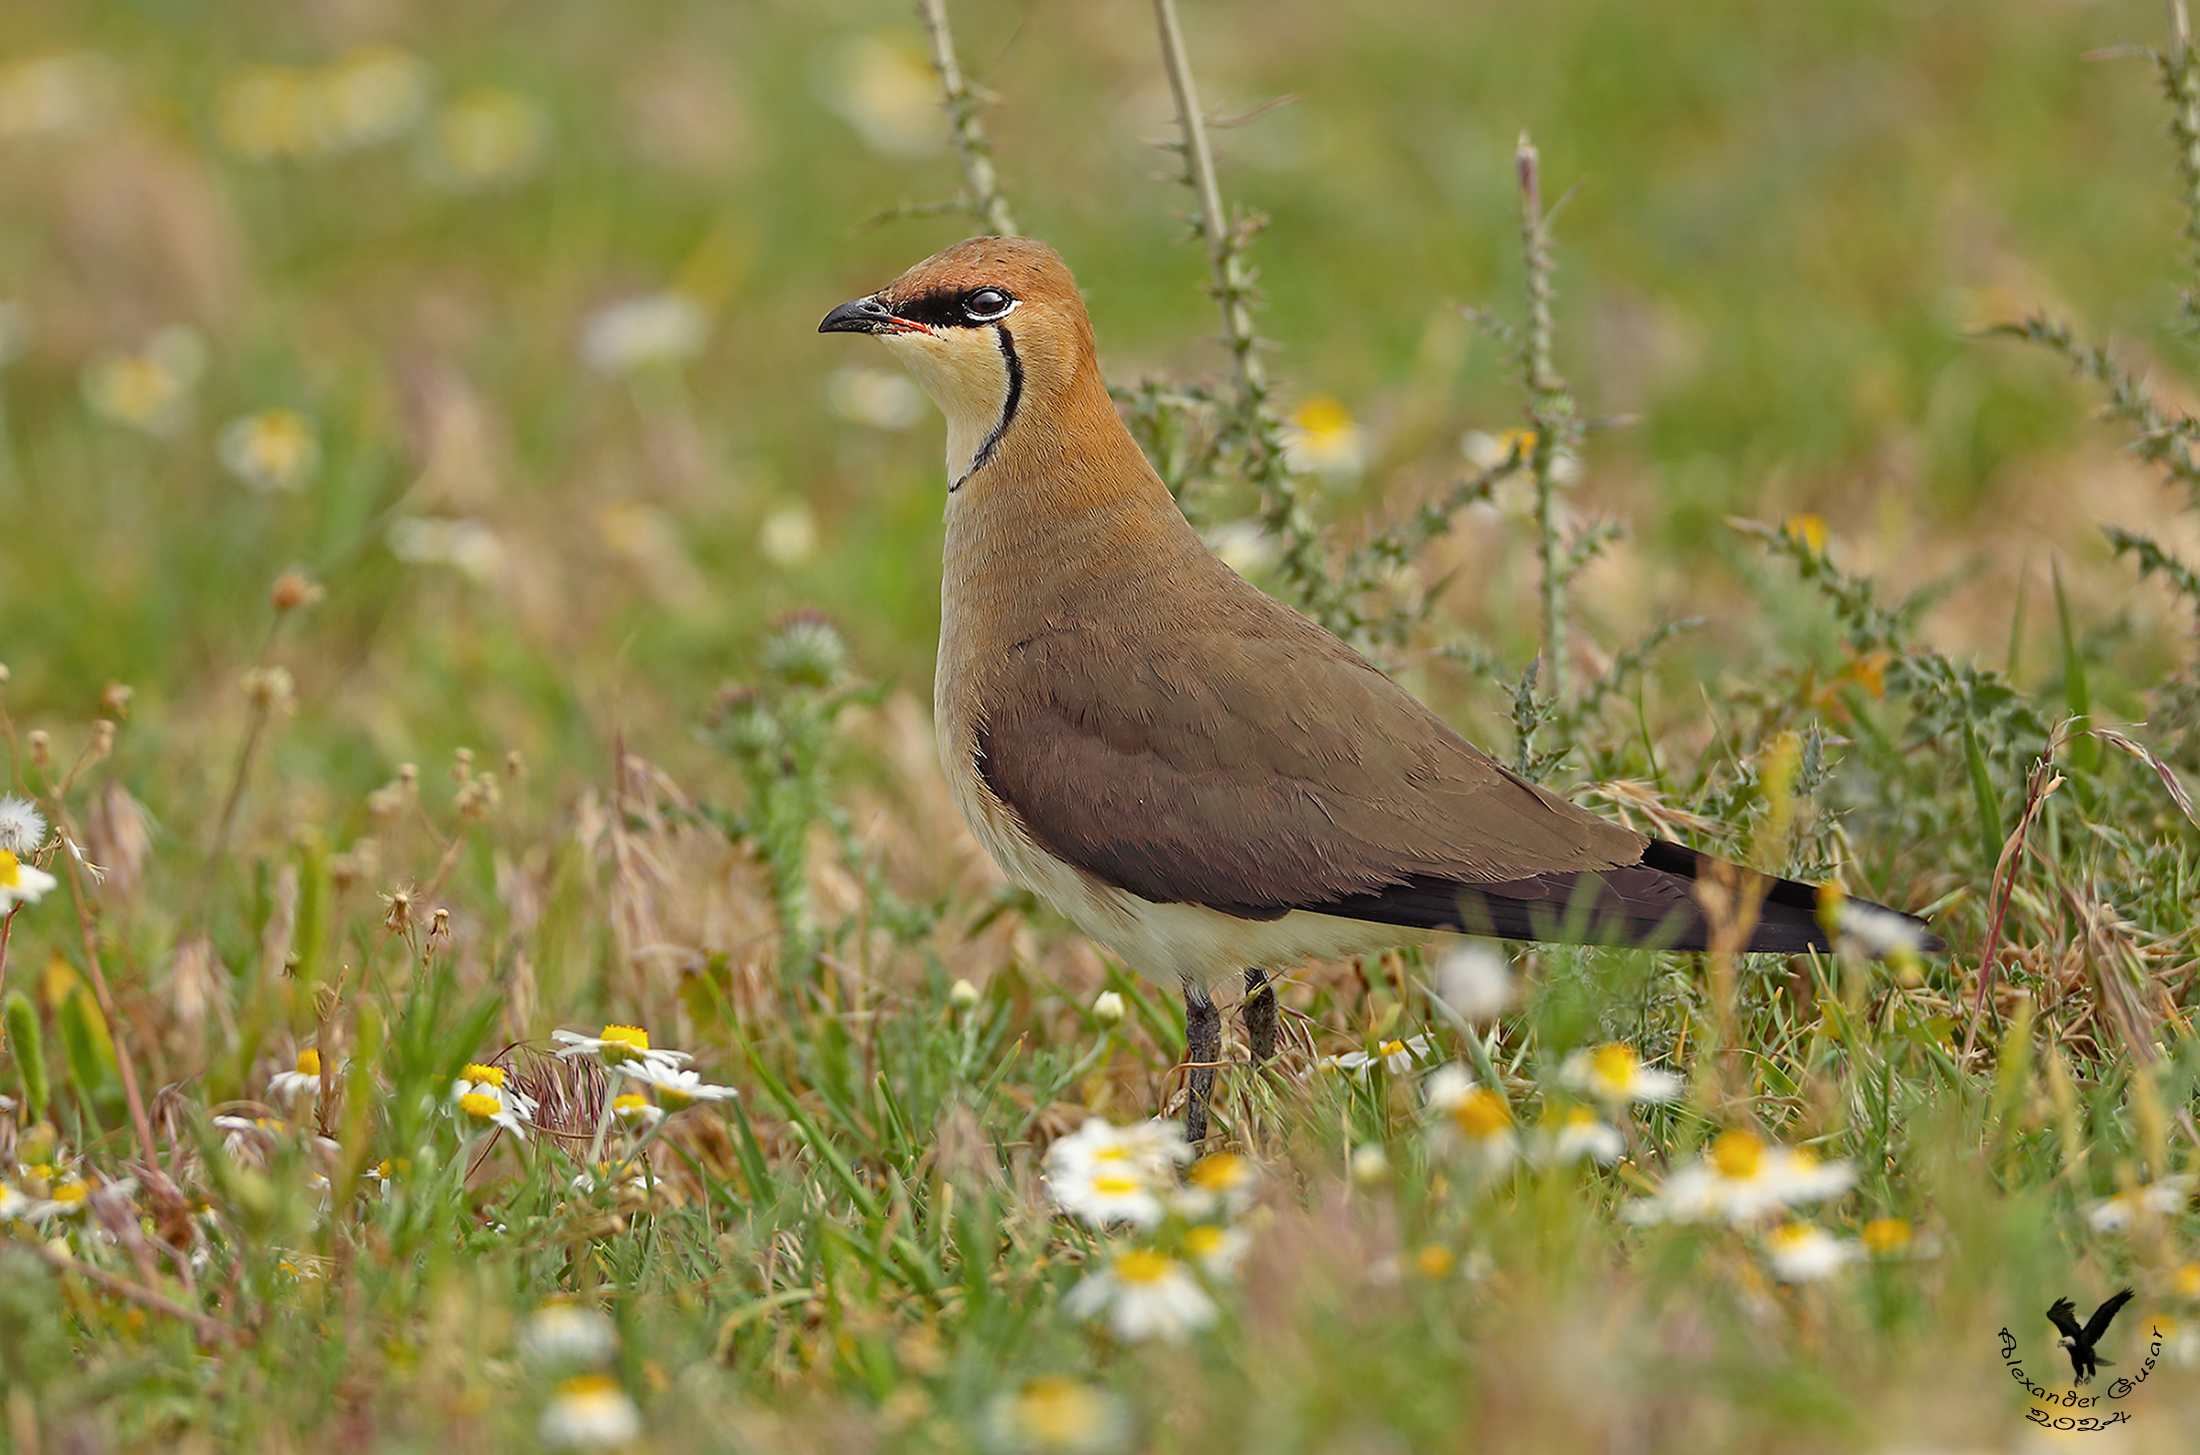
[0,795,47,856]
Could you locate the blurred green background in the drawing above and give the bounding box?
[0,0,2188,821]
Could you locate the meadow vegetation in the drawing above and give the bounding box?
[3,0,2200,1449]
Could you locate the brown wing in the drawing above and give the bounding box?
[972,617,1653,920]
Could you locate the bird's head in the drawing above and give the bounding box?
[819,236,1096,489]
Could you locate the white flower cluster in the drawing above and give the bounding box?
[1043,1118,1256,1345]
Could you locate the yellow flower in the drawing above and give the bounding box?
[1860,1217,1913,1255]
[1783,514,1828,554]
[460,1063,504,1088]
[1413,1243,1457,1279]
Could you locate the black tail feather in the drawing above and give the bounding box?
[1310,837,1942,956]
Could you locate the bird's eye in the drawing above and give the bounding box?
[962,288,1013,321]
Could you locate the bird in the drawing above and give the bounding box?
[820,235,1943,1143]
[2047,1290,2134,1384]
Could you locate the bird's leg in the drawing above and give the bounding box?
[1242,967,1277,1065]
[1183,980,1220,1144]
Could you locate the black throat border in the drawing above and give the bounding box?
[954,325,1022,491]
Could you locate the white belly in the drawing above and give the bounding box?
[938,726,1424,989]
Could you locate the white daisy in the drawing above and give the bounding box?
[1622,1130,1854,1225]
[218,409,319,493]
[1540,1105,1625,1166]
[551,1025,692,1070]
[1045,1158,1166,1232]
[0,849,57,910]
[1044,1118,1192,1185]
[538,1373,641,1449]
[1434,944,1515,1023]
[453,1082,527,1140]
[1559,1043,1682,1106]
[1763,1222,1860,1282]
[1172,1152,1259,1221]
[1280,395,1366,479]
[268,1048,329,1103]
[1330,1034,1432,1079]
[518,1301,619,1370]
[452,1062,537,1120]
[1423,1063,1517,1171]
[2084,1176,2195,1232]
[1063,1248,1217,1344]
[979,1375,1131,1455]
[611,1060,738,1106]
[1183,1223,1251,1281]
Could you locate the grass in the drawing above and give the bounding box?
[3,0,2200,1449]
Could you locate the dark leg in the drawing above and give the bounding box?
[1242,967,1277,1064]
[1183,980,1220,1144]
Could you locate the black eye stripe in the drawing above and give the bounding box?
[893,291,967,328]
[890,286,1017,328]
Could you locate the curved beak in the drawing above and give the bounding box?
[819,295,898,335]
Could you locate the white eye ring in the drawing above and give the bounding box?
[962,289,1016,322]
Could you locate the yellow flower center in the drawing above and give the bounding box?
[375,1160,394,1179]
[460,1062,503,1087]
[1090,1145,1129,1162]
[1767,1223,1813,1251]
[556,1372,624,1398]
[613,1093,650,1114]
[0,851,17,887]
[1376,1039,1406,1059]
[1712,1130,1765,1180]
[1414,1243,1457,1279]
[1591,1043,1638,1090]
[1860,1217,1911,1254]
[2178,1263,2200,1299]
[1113,1248,1174,1284]
[1448,1088,1512,1138]
[1187,1154,1245,1190]
[294,1049,321,1077]
[1090,1172,1143,1197]
[1184,1225,1226,1257]
[601,1024,649,1052]
[458,1091,502,1121]
[1292,395,1353,436]
[54,1182,87,1205]
[1010,1377,1105,1445]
